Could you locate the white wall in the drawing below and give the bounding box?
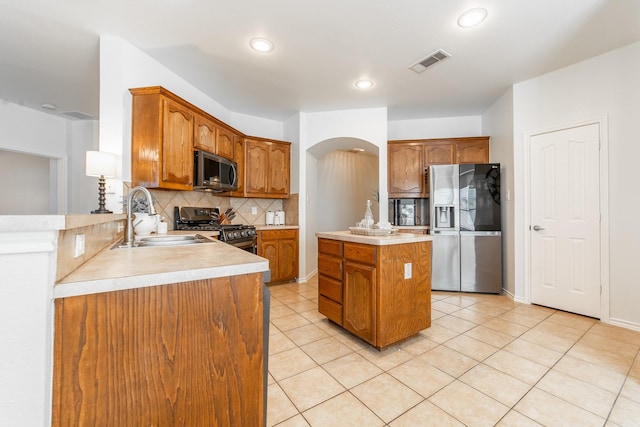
[99,36,285,177]
[482,88,515,296]
[68,120,101,214]
[388,115,483,140]
[512,40,640,328]
[230,112,283,140]
[299,108,388,277]
[316,151,379,232]
[0,150,50,214]
[0,100,99,214]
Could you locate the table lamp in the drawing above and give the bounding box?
[86,150,117,214]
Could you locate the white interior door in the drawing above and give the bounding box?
[530,123,600,318]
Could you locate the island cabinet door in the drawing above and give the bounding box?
[343,261,376,345]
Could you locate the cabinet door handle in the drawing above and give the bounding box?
[532,225,545,231]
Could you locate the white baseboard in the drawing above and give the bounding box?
[295,268,317,284]
[607,317,640,332]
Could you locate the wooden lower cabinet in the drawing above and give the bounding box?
[258,229,298,284]
[317,238,431,349]
[52,275,265,427]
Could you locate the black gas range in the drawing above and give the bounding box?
[174,206,257,252]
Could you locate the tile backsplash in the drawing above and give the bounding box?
[121,188,296,230]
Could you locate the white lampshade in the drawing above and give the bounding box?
[86,151,117,178]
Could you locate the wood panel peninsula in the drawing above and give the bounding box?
[316,231,433,349]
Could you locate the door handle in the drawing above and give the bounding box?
[532,225,545,231]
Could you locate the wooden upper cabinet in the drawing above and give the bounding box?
[388,143,426,197]
[130,87,194,190]
[388,136,490,198]
[245,138,290,198]
[193,113,216,153]
[425,143,455,164]
[216,127,235,159]
[130,86,289,198]
[194,112,236,160]
[162,99,194,186]
[268,142,290,195]
[230,137,245,197]
[455,138,489,163]
[245,139,269,194]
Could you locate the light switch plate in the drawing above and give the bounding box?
[404,262,412,279]
[251,206,257,215]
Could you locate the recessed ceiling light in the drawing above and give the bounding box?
[41,103,56,110]
[458,8,488,28]
[249,37,274,53]
[355,79,374,89]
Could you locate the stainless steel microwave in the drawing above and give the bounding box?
[193,150,238,192]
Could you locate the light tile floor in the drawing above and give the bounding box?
[267,276,640,427]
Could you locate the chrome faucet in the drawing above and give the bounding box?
[123,186,156,247]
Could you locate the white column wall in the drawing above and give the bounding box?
[299,107,387,278]
[0,231,58,426]
[482,89,515,297]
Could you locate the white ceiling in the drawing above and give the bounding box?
[1,0,639,122]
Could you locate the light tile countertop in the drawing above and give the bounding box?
[316,230,432,246]
[55,236,269,299]
[255,225,299,230]
[0,213,126,232]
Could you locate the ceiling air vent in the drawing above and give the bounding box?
[409,49,451,73]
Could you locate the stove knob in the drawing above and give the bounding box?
[241,230,247,237]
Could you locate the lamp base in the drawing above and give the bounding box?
[91,208,113,214]
[91,175,113,214]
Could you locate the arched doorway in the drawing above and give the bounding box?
[303,137,380,276]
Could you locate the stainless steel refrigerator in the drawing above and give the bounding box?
[429,164,502,293]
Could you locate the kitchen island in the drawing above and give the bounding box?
[316,230,433,349]
[53,233,269,426]
[0,214,269,427]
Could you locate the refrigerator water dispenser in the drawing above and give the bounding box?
[435,205,455,228]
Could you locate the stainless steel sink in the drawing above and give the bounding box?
[113,234,212,249]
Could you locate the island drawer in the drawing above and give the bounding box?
[318,238,343,257]
[318,253,342,280]
[318,295,342,324]
[319,275,342,303]
[344,242,377,265]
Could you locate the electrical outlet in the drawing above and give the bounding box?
[74,234,85,258]
[105,180,116,194]
[404,262,412,279]
[251,206,257,215]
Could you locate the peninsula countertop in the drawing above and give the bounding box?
[55,236,269,299]
[315,230,433,245]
